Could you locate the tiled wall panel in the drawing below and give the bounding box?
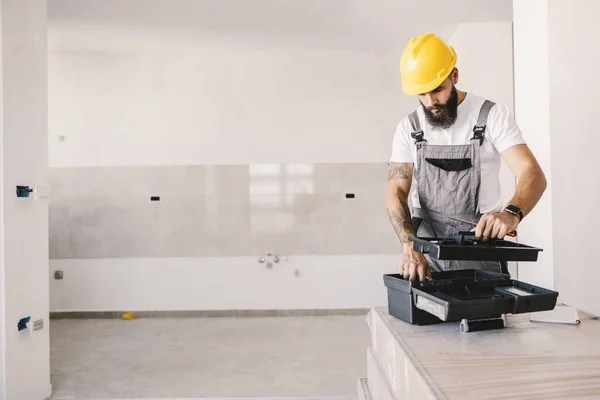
[49,163,400,258]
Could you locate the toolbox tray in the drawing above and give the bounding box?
[383,270,558,325]
[410,231,543,262]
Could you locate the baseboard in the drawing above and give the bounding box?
[49,308,370,319]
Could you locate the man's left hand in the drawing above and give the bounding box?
[472,211,519,241]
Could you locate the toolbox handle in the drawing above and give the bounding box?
[455,231,497,246]
[415,294,447,320]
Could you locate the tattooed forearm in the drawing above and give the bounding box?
[388,162,410,180]
[386,162,415,246]
[387,200,414,244]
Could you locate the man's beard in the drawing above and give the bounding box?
[421,85,459,130]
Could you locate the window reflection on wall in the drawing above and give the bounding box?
[249,164,315,233]
[284,164,314,197]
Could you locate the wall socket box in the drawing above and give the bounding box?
[54,270,63,280]
[33,319,44,332]
[34,184,51,200]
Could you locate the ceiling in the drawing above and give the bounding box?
[47,0,513,53]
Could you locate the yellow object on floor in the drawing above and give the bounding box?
[121,312,135,320]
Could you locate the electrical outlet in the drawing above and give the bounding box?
[54,270,63,280]
[34,184,51,200]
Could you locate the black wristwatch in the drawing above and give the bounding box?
[503,204,524,221]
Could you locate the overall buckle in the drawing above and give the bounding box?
[471,125,486,145]
[411,130,427,144]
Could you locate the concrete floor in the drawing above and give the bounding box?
[50,315,370,399]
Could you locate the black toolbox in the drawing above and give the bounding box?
[384,232,559,331]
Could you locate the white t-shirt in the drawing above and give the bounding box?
[389,93,526,214]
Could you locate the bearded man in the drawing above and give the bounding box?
[386,33,547,281]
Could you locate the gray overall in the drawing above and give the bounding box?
[409,100,506,274]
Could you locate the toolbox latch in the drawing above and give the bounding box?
[460,315,507,332]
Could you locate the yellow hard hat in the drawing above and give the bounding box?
[400,33,457,95]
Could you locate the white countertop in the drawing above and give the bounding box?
[367,306,600,400]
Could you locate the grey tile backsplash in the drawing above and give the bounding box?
[49,163,400,258]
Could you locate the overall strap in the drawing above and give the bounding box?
[471,100,496,145]
[408,110,426,143]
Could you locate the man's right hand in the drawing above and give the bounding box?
[400,248,431,281]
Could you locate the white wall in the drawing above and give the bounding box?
[512,0,554,289]
[51,256,395,312]
[547,0,600,315]
[48,1,515,313]
[0,3,5,392]
[47,0,513,168]
[48,46,399,167]
[514,0,600,316]
[0,1,51,399]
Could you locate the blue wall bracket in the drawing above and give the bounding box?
[17,317,30,331]
[16,186,33,198]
